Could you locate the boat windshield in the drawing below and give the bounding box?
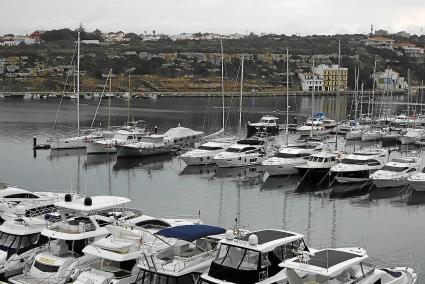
[213,244,259,270]
[91,260,136,279]
[138,269,198,284]
[0,232,41,254]
[341,159,380,166]
[198,146,223,151]
[34,260,60,273]
[260,119,276,124]
[226,148,241,153]
[276,153,310,158]
[381,166,408,172]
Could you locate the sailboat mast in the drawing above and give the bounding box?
[108,69,112,130]
[239,54,244,138]
[336,39,340,122]
[311,55,315,138]
[286,48,289,145]
[77,30,80,137]
[371,60,376,119]
[220,38,225,130]
[128,74,131,122]
[407,69,410,118]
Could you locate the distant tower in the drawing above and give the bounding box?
[370,24,374,35]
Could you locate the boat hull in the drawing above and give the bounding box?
[399,136,416,145]
[86,142,116,154]
[181,155,215,166]
[116,146,172,158]
[50,139,86,150]
[409,181,425,192]
[262,164,299,176]
[373,178,409,189]
[214,155,267,168]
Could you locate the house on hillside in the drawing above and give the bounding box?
[364,36,395,49]
[393,42,424,56]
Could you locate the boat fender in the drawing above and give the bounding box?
[65,193,72,202]
[84,197,92,206]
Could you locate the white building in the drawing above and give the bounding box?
[373,68,407,90]
[299,72,323,91]
[364,37,395,49]
[81,39,100,45]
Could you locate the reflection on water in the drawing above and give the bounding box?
[261,175,300,191]
[368,186,405,201]
[113,154,173,172]
[179,164,216,177]
[1,97,425,281]
[330,181,373,198]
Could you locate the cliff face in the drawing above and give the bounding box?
[0,33,424,92]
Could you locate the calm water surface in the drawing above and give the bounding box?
[1,95,425,280]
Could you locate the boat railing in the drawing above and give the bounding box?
[141,250,212,273]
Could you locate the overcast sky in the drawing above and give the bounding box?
[1,0,424,36]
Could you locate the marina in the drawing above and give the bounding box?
[0,94,425,282]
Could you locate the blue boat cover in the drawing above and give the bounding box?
[155,224,226,242]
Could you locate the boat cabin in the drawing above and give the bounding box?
[199,229,307,284]
[280,247,379,284]
[137,225,226,284]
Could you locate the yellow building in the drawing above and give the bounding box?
[314,64,348,92]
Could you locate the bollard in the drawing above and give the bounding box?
[33,137,36,147]
[154,126,158,134]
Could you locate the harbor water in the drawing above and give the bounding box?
[1,94,425,280]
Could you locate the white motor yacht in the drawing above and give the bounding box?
[163,125,204,146]
[198,229,309,284]
[346,129,363,140]
[137,224,226,284]
[334,120,358,134]
[0,211,61,278]
[180,140,234,166]
[247,115,280,138]
[370,157,420,189]
[9,195,132,284]
[86,121,146,154]
[296,121,328,137]
[213,139,269,168]
[116,135,173,158]
[361,129,383,142]
[74,218,201,284]
[399,128,425,145]
[295,151,341,180]
[0,185,63,221]
[281,247,417,284]
[262,141,324,176]
[408,167,425,192]
[330,149,388,184]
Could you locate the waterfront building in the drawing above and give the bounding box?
[313,64,348,92]
[298,72,323,91]
[373,68,407,90]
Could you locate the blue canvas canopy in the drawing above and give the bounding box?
[155,224,226,242]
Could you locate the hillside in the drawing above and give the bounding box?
[0,29,424,93]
